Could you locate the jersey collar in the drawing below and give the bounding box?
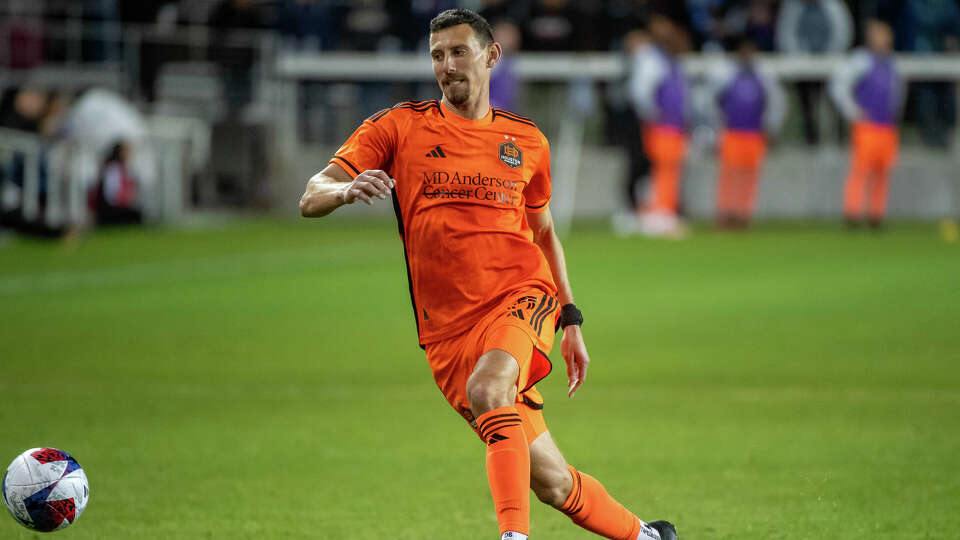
[440,101,494,127]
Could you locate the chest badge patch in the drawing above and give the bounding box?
[499,141,522,169]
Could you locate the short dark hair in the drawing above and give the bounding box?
[429,9,494,46]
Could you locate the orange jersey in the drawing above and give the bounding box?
[330,100,557,345]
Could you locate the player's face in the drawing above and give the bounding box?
[429,24,496,107]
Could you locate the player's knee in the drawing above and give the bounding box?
[466,376,511,415]
[466,352,519,414]
[533,467,574,507]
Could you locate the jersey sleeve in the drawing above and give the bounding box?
[523,134,551,213]
[329,111,399,178]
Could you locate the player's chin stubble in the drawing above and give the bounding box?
[444,82,470,105]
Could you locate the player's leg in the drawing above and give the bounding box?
[468,349,530,539]
[867,167,888,227]
[844,124,869,225]
[739,136,766,226]
[868,127,898,228]
[529,432,676,540]
[645,128,679,215]
[715,133,737,228]
[715,165,736,227]
[655,158,681,216]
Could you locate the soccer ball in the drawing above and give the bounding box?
[3,448,90,532]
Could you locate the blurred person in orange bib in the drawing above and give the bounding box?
[626,14,691,238]
[299,9,678,540]
[829,19,903,229]
[708,36,785,229]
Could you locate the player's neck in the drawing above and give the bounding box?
[441,94,491,121]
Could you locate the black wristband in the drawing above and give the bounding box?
[559,303,583,328]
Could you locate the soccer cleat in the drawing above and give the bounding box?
[647,520,678,540]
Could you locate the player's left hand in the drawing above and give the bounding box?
[560,325,590,397]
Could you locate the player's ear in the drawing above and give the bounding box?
[487,42,502,69]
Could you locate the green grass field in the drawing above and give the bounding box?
[1,218,958,539]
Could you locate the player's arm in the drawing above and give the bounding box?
[299,164,395,218]
[528,207,590,398]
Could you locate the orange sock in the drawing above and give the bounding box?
[477,407,530,536]
[559,466,645,540]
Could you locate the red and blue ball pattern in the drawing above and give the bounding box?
[3,447,89,532]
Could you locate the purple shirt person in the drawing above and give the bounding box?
[829,50,903,126]
[623,15,692,231]
[828,20,902,227]
[709,48,786,134]
[629,44,688,131]
[490,20,521,111]
[707,40,786,228]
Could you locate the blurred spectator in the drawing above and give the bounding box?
[490,20,521,111]
[0,6,43,69]
[479,0,530,32]
[278,0,341,52]
[340,0,394,52]
[523,0,578,51]
[572,1,608,51]
[609,29,652,214]
[742,0,779,51]
[776,0,853,145]
[392,0,458,51]
[603,0,652,49]
[91,141,143,226]
[80,0,122,62]
[624,14,692,237]
[711,0,780,52]
[63,88,156,200]
[649,0,696,50]
[880,0,960,53]
[879,0,960,147]
[685,0,724,50]
[0,87,48,133]
[120,1,182,102]
[709,35,786,228]
[208,0,273,112]
[829,19,903,228]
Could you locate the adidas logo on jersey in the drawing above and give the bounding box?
[425,145,446,158]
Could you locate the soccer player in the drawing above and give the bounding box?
[299,9,678,540]
[829,19,903,229]
[708,36,785,229]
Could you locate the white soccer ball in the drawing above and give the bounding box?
[3,448,90,532]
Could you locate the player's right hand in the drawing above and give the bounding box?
[341,170,395,206]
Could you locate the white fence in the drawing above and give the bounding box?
[275,51,960,82]
[0,117,209,229]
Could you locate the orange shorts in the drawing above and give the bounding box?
[643,125,688,164]
[719,130,767,168]
[424,288,560,444]
[851,122,898,171]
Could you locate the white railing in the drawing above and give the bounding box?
[0,117,209,229]
[275,51,960,82]
[0,128,87,228]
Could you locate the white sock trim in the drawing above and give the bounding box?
[502,532,528,540]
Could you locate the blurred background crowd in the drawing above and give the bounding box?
[1,0,959,238]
